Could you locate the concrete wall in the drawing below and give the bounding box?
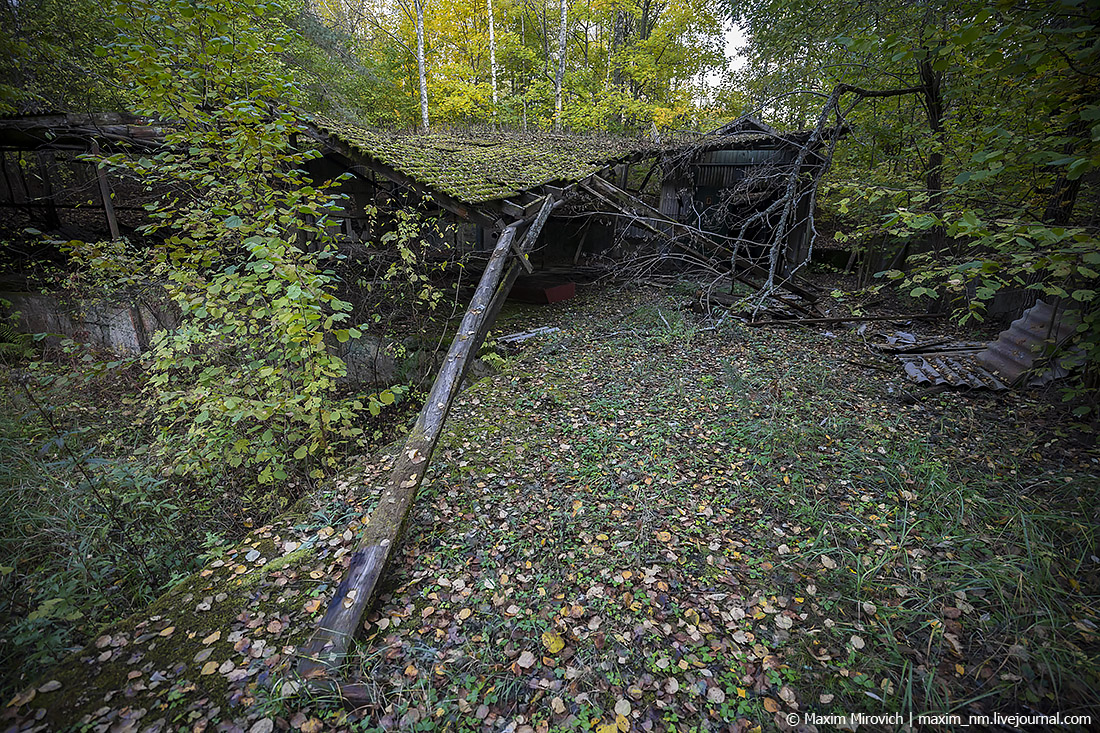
[1,292,175,354]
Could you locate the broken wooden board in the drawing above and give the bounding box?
[296,221,524,680]
[296,197,558,683]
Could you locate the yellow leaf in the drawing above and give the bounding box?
[159,626,175,637]
[616,714,630,732]
[763,697,780,713]
[541,630,565,654]
[596,533,609,541]
[736,687,747,698]
[596,725,618,733]
[457,608,473,620]
[656,531,672,542]
[200,661,218,676]
[955,664,965,675]
[202,631,220,645]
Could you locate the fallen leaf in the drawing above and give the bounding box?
[542,630,565,654]
[159,626,175,637]
[850,635,865,650]
[202,631,221,645]
[201,661,218,675]
[37,681,61,693]
[517,650,537,668]
[7,687,35,707]
[763,697,780,713]
[614,699,631,716]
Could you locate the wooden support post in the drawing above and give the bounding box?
[573,220,591,265]
[476,196,557,347]
[35,151,60,230]
[297,220,524,680]
[90,141,120,240]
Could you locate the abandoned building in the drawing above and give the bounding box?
[0,111,829,355]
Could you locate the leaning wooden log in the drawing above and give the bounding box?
[297,220,526,680]
[475,196,558,348]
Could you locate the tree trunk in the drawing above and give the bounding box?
[415,0,429,132]
[919,59,945,257]
[553,0,567,132]
[487,0,498,108]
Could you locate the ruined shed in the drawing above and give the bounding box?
[306,116,660,251]
[658,116,826,272]
[1,112,829,290]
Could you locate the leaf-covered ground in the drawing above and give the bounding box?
[7,283,1099,732]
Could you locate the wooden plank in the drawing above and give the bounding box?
[90,141,120,240]
[474,196,557,350]
[498,199,526,218]
[747,313,944,326]
[297,221,524,679]
[507,194,554,274]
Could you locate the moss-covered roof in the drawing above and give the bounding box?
[312,117,655,205]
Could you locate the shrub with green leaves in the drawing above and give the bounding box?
[82,0,369,484]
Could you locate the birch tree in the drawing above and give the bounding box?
[553,0,567,131]
[487,0,497,108]
[414,0,429,131]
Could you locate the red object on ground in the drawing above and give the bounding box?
[508,278,576,304]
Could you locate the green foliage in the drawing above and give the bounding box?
[77,0,373,485]
[730,0,1100,406]
[0,368,225,700]
[0,0,122,113]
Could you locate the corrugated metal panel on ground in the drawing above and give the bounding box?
[900,350,1010,390]
[975,300,1079,386]
[897,300,1078,391]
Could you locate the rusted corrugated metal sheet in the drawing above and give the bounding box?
[897,300,1078,391]
[900,350,1010,390]
[975,300,1079,386]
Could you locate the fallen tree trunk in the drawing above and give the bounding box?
[297,218,530,679]
[747,313,944,326]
